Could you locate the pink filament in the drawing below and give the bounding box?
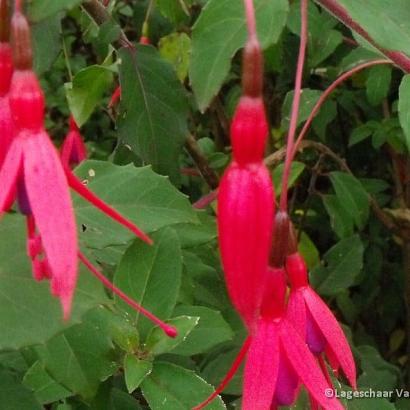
[192,337,251,410]
[243,0,257,39]
[65,168,153,245]
[78,251,177,338]
[292,59,391,156]
[279,0,308,212]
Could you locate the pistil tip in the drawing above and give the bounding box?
[164,324,178,338]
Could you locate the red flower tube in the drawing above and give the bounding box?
[0,0,13,167]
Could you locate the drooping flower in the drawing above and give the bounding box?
[0,0,13,167]
[61,115,87,168]
[217,26,274,331]
[0,3,177,338]
[194,268,344,410]
[286,251,357,389]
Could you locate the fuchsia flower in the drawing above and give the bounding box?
[195,1,351,408]
[286,252,357,389]
[61,116,87,168]
[0,3,177,338]
[243,267,344,410]
[0,0,13,167]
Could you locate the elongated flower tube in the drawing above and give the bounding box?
[286,251,357,389]
[0,0,13,167]
[61,116,87,168]
[217,8,274,331]
[0,3,177,338]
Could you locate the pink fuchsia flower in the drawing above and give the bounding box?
[61,116,87,168]
[194,268,344,410]
[286,251,357,389]
[0,4,177,339]
[0,0,13,167]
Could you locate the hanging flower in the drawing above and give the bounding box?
[0,2,176,338]
[61,115,87,168]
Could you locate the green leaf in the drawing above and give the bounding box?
[329,171,370,229]
[366,65,392,106]
[73,161,197,249]
[201,347,244,396]
[0,369,43,410]
[114,228,182,339]
[146,316,199,355]
[399,74,410,152]
[141,362,226,410]
[322,194,354,239]
[23,361,71,404]
[310,235,364,295]
[29,0,82,21]
[281,89,322,130]
[330,0,410,57]
[124,355,153,393]
[0,214,107,350]
[66,65,113,127]
[118,46,189,184]
[155,0,190,24]
[272,161,306,197]
[159,33,191,82]
[357,345,400,391]
[110,388,144,409]
[171,306,233,356]
[32,15,62,75]
[288,1,342,66]
[35,321,117,398]
[190,0,288,111]
[349,121,378,147]
[298,232,320,270]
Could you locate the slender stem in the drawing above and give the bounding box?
[82,0,133,49]
[65,167,153,245]
[78,251,177,338]
[192,190,218,209]
[15,0,22,12]
[279,0,308,212]
[192,337,251,410]
[292,59,391,156]
[315,0,410,73]
[185,134,219,190]
[243,0,257,38]
[62,35,73,82]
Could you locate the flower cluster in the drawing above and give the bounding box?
[0,0,176,338]
[194,1,356,409]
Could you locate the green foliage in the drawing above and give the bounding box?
[1,0,409,409]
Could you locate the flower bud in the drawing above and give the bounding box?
[270,211,290,268]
